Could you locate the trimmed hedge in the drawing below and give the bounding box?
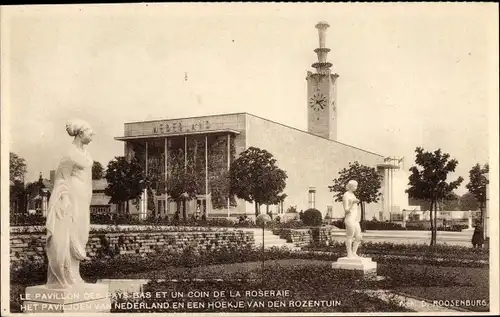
[305,240,489,262]
[332,219,470,232]
[302,209,322,227]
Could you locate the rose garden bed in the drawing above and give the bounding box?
[10,241,490,313]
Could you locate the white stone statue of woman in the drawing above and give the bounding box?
[45,119,94,288]
[343,180,363,258]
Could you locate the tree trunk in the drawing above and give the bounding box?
[255,202,259,217]
[193,139,198,165]
[175,201,181,222]
[480,203,484,230]
[183,199,188,220]
[429,200,435,246]
[126,200,129,215]
[434,200,438,241]
[480,202,486,240]
[360,202,366,232]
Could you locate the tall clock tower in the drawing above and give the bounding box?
[306,21,339,141]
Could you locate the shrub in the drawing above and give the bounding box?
[364,221,404,230]
[302,208,322,226]
[332,219,345,229]
[275,220,304,229]
[10,214,45,226]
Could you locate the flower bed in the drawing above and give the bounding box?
[11,261,413,313]
[10,217,333,230]
[10,225,225,234]
[305,241,489,265]
[10,242,489,313]
[109,265,409,313]
[11,240,488,289]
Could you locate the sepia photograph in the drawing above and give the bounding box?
[1,3,498,316]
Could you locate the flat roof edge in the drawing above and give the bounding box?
[115,128,241,141]
[120,111,385,157]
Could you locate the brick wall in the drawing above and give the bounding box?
[10,226,254,263]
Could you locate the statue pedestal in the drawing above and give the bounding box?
[23,283,110,313]
[332,256,377,274]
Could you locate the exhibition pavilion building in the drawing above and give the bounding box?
[114,22,405,221]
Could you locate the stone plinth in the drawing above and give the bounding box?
[23,283,110,313]
[332,256,377,273]
[97,279,149,294]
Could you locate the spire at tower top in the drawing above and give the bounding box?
[312,21,333,74]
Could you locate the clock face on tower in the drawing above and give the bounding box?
[309,89,327,112]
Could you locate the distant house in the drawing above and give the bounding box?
[26,172,54,216]
[91,179,116,218]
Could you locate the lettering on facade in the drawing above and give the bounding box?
[152,120,211,134]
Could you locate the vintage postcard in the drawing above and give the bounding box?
[1,2,499,316]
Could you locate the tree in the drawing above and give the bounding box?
[266,193,288,215]
[10,180,26,219]
[10,152,28,219]
[229,147,287,217]
[466,163,489,230]
[441,192,460,211]
[328,161,382,231]
[408,197,432,211]
[92,161,105,180]
[406,147,464,246]
[166,149,199,221]
[105,156,145,215]
[459,192,479,211]
[10,152,27,183]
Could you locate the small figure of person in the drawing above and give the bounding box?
[196,204,201,218]
[471,222,484,248]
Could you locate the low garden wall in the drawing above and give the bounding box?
[273,226,341,246]
[9,225,254,263]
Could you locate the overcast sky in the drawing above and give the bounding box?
[3,3,498,195]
